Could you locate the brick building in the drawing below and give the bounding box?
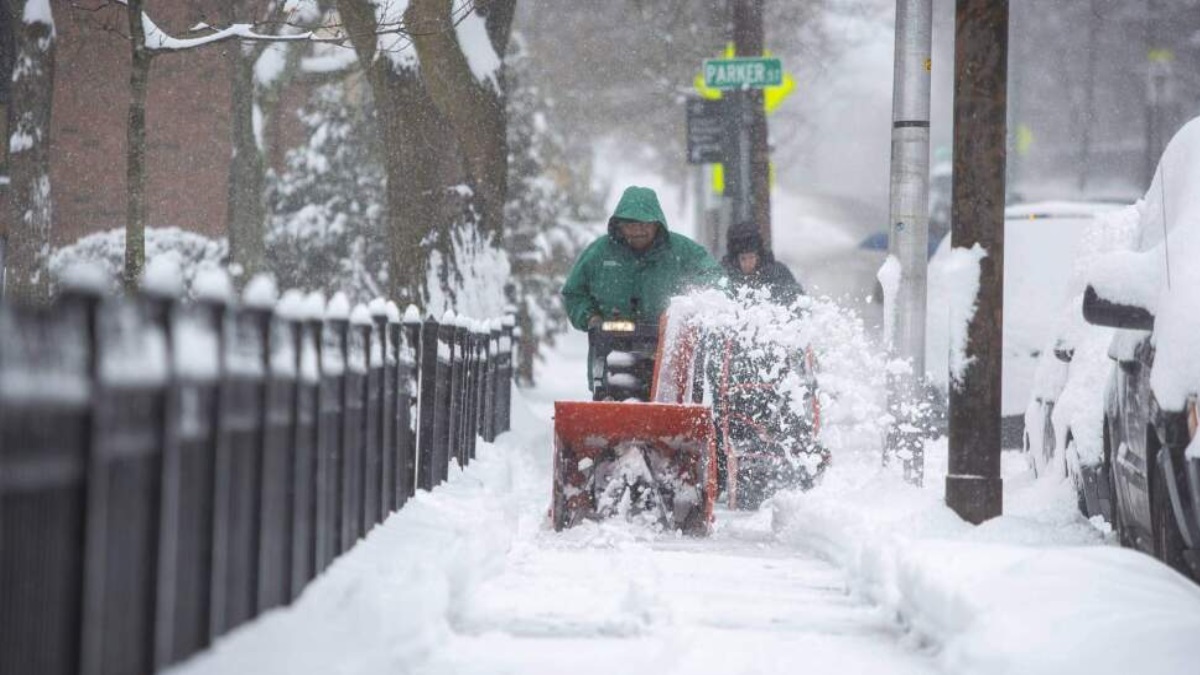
[3,0,310,248]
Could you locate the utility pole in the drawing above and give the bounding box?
[885,0,932,485]
[731,0,771,250]
[947,0,1007,524]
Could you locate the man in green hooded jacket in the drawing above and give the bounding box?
[562,185,722,340]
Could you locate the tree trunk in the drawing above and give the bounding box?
[125,0,151,291]
[338,0,462,303]
[408,0,511,238]
[5,0,55,306]
[223,0,266,283]
[947,0,1007,525]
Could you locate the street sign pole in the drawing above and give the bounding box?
[947,0,1007,525]
[884,0,933,485]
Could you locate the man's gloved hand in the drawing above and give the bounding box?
[587,314,603,330]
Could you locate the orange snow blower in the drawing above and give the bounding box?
[550,309,717,535]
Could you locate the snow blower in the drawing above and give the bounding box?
[551,309,717,535]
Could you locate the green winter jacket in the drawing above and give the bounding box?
[561,186,723,331]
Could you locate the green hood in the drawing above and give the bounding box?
[608,186,668,236]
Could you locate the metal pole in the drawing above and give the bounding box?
[885,0,933,483]
[886,0,932,369]
[947,0,1007,525]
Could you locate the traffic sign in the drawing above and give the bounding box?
[703,57,783,90]
[686,97,728,165]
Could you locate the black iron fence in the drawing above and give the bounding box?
[0,285,514,675]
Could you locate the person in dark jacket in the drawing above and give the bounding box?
[722,221,804,305]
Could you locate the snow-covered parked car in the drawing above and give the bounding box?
[1082,116,1200,581]
[927,201,1120,445]
[1023,204,1140,521]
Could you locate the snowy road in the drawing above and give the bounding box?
[418,513,934,675]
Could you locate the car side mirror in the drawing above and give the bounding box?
[1082,285,1154,331]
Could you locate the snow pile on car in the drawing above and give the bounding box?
[771,440,1200,675]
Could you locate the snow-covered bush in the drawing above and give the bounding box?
[265,83,387,304]
[50,226,227,295]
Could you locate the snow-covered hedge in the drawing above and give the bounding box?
[50,226,228,295]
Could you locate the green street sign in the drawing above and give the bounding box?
[703,57,783,90]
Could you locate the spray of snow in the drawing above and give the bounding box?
[670,288,890,461]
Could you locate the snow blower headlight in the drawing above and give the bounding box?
[601,320,637,332]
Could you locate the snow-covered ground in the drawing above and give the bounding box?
[169,329,1200,675]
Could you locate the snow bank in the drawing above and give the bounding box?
[771,442,1200,675]
[168,392,542,675]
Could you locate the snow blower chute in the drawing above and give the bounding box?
[551,308,717,535]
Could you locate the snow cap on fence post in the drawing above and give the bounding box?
[325,292,351,321]
[367,298,387,320]
[242,274,279,310]
[59,260,112,296]
[275,289,307,322]
[350,303,373,327]
[192,267,234,304]
[300,291,325,322]
[404,305,421,324]
[385,301,402,324]
[141,256,185,299]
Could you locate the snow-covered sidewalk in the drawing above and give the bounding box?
[170,330,1200,675]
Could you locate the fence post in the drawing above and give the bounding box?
[434,311,456,484]
[81,294,171,675]
[479,320,495,443]
[446,314,465,471]
[487,322,502,442]
[287,292,322,600]
[210,296,270,636]
[255,282,295,616]
[416,314,439,491]
[0,286,97,675]
[401,307,422,500]
[464,321,480,462]
[147,276,222,670]
[316,296,347,571]
[498,315,516,434]
[347,305,372,542]
[372,300,395,523]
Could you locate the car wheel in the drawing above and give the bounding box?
[1150,449,1192,577]
[1064,436,1087,516]
[1104,419,1133,547]
[1042,412,1057,474]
